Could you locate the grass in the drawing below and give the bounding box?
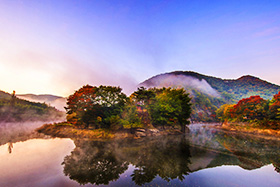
[36,122,122,139]
[219,121,280,138]
[36,122,183,139]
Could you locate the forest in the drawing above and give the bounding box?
[141,71,280,122]
[65,85,192,133]
[216,91,280,129]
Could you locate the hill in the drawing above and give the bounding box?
[17,94,66,111]
[0,90,65,122]
[140,71,280,122]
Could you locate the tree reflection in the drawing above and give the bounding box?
[131,136,191,185]
[62,136,191,185]
[8,142,13,154]
[62,140,128,185]
[62,130,280,186]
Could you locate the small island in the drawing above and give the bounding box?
[37,83,280,140]
[37,85,192,139]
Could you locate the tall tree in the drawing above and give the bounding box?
[149,88,191,133]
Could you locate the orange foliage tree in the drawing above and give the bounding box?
[227,96,268,121]
[269,91,280,119]
[65,85,127,128]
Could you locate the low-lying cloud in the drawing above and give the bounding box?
[140,74,220,97]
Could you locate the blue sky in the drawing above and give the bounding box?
[1,0,280,96]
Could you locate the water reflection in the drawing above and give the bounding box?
[0,121,56,147]
[63,136,191,185]
[188,124,280,172]
[0,138,76,187]
[63,140,129,185]
[8,142,13,154]
[62,125,280,186]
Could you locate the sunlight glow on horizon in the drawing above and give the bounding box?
[1,0,280,96]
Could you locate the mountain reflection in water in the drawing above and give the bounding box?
[62,124,280,186]
[1,124,280,186]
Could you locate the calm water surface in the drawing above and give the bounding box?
[0,123,280,187]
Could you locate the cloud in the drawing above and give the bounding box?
[140,74,220,97]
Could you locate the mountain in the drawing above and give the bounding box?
[0,90,13,99]
[140,71,280,122]
[17,94,66,111]
[0,90,64,122]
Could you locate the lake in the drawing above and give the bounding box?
[0,123,280,187]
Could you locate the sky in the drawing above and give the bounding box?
[1,0,280,97]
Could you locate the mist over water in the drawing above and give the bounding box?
[0,120,64,146]
[141,74,221,97]
[1,123,280,186]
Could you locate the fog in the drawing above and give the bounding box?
[17,94,67,112]
[140,74,220,97]
[0,120,64,147]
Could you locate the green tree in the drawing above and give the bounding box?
[277,108,280,119]
[149,88,191,133]
[120,99,142,129]
[269,91,280,120]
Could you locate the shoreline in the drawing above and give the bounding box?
[36,122,184,140]
[212,122,280,140]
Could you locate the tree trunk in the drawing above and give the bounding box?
[181,124,186,133]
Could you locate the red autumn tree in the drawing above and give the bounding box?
[269,91,280,120]
[229,95,267,121]
[65,85,127,128]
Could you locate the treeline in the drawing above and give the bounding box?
[0,91,64,122]
[143,72,280,122]
[65,85,192,132]
[174,71,280,101]
[216,91,280,128]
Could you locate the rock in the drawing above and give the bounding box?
[135,128,146,132]
[149,129,159,134]
[135,131,146,137]
[148,128,160,136]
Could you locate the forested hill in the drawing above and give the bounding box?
[141,71,280,101]
[16,94,66,111]
[0,90,13,99]
[0,90,64,122]
[140,71,280,122]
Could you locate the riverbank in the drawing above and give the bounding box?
[36,122,184,139]
[213,122,280,139]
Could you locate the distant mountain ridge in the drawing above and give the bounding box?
[0,90,64,122]
[17,94,62,102]
[17,94,66,111]
[140,71,280,101]
[140,71,280,122]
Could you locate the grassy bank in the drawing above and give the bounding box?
[36,122,183,139]
[215,121,280,138]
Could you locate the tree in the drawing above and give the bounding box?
[128,87,156,127]
[228,96,267,121]
[215,104,234,121]
[120,98,142,129]
[269,91,280,120]
[149,88,191,133]
[65,85,127,128]
[132,86,155,106]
